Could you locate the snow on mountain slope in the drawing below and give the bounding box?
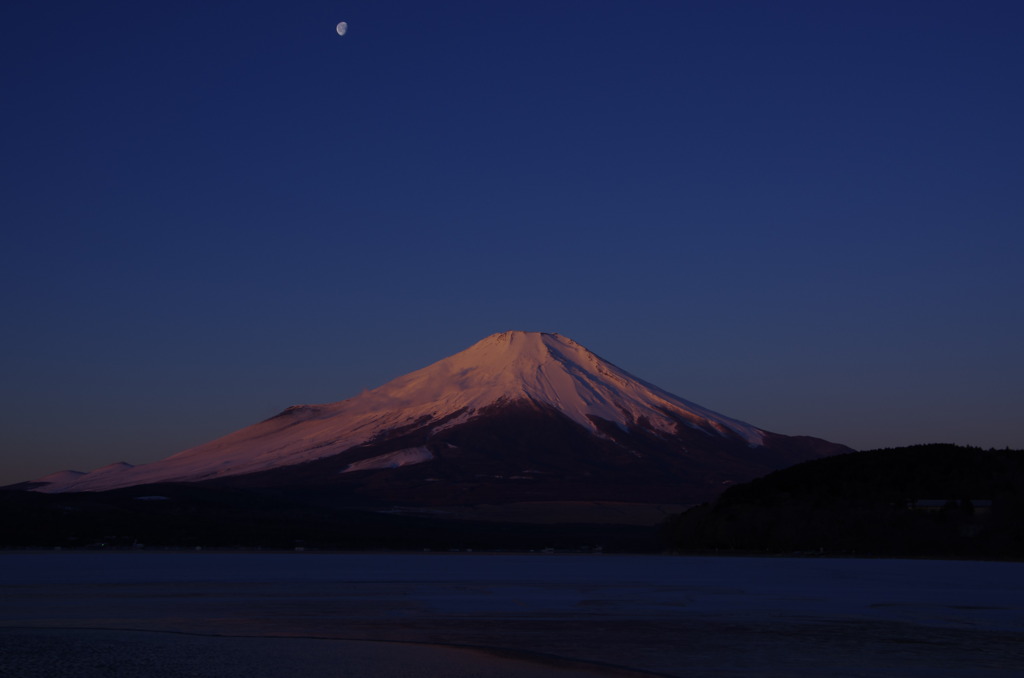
[34,331,767,493]
[341,447,434,473]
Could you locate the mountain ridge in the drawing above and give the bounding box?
[25,331,851,504]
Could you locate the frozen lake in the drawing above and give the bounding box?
[1,552,1022,676]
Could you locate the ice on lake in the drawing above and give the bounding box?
[2,552,1022,676]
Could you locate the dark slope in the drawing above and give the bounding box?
[199,399,852,506]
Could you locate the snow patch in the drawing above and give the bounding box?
[342,447,434,473]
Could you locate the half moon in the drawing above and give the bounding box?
[336,21,348,37]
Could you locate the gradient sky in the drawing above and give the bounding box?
[2,1,1022,485]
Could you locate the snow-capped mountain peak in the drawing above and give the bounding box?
[33,332,791,495]
[383,330,764,444]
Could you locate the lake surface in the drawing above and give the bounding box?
[2,552,1022,676]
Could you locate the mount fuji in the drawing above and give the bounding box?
[26,331,851,506]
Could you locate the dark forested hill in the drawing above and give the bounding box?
[664,444,1024,558]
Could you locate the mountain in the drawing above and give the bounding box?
[25,331,851,506]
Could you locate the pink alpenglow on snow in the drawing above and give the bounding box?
[30,332,850,504]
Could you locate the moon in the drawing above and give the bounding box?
[336,21,347,36]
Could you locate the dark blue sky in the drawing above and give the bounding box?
[3,1,1022,484]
